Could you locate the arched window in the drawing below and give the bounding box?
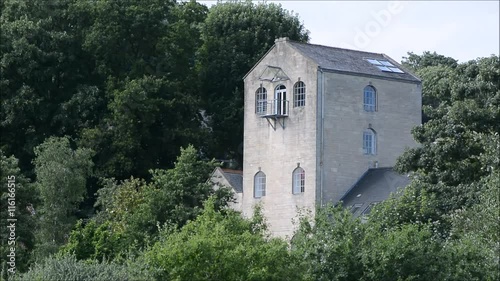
[254,171,266,198]
[292,167,305,194]
[363,86,376,112]
[255,87,267,115]
[293,81,306,107]
[363,129,377,155]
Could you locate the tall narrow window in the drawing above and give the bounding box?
[292,167,305,194]
[274,85,287,115]
[363,129,377,155]
[255,87,267,115]
[363,86,376,112]
[254,171,266,198]
[293,81,306,107]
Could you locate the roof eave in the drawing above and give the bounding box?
[242,44,277,81]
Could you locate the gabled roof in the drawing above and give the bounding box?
[287,41,420,83]
[220,168,243,193]
[340,167,410,216]
[210,167,243,193]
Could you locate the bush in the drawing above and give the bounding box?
[11,255,149,281]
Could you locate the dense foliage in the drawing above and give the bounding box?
[10,255,148,281]
[32,136,94,258]
[1,0,498,279]
[0,152,36,274]
[141,198,299,281]
[60,145,233,262]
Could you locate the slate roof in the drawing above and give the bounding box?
[288,40,420,83]
[340,167,410,217]
[220,169,243,193]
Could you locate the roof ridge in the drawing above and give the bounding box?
[221,168,243,174]
[288,39,386,57]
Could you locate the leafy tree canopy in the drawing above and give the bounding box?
[0,151,37,275]
[141,197,298,281]
[62,145,233,261]
[395,55,499,220]
[33,136,93,258]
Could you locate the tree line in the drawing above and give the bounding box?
[1,0,498,280]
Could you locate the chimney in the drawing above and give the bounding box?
[274,37,289,43]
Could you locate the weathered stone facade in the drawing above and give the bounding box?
[241,38,421,238]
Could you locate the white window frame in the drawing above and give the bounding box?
[292,167,305,194]
[363,86,376,112]
[293,81,306,107]
[274,84,287,115]
[363,129,377,155]
[255,87,267,115]
[254,171,266,198]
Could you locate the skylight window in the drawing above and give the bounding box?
[366,59,404,73]
[380,60,395,67]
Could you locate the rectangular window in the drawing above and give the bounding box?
[363,132,373,154]
[255,176,266,198]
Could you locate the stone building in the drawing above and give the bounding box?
[215,38,421,238]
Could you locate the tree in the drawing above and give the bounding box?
[401,51,458,71]
[395,55,499,221]
[141,197,299,281]
[62,145,233,261]
[0,151,37,276]
[80,76,202,179]
[11,255,149,281]
[33,136,93,257]
[77,0,209,179]
[198,0,310,166]
[0,0,104,173]
[291,205,364,281]
[360,224,449,281]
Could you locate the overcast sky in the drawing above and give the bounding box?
[201,1,499,63]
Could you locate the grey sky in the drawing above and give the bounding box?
[201,1,499,63]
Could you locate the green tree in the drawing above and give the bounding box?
[401,51,458,71]
[146,145,233,228]
[360,224,448,281]
[0,0,104,172]
[81,76,202,179]
[33,136,93,257]
[0,151,37,275]
[11,255,149,281]
[291,205,364,281]
[395,55,499,221]
[60,220,124,263]
[198,0,309,165]
[77,0,209,179]
[141,197,298,281]
[63,145,233,261]
[446,134,499,280]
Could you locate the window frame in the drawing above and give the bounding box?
[293,81,306,108]
[363,129,377,155]
[350,203,363,215]
[255,87,267,115]
[363,86,377,112]
[254,171,266,198]
[362,202,379,216]
[292,167,305,194]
